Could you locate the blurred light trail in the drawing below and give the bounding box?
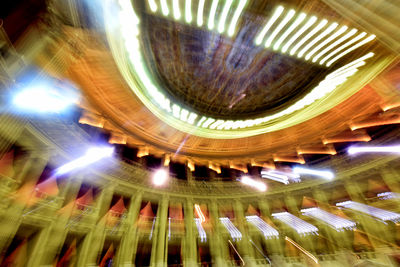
[153,169,168,186]
[261,169,300,184]
[285,236,319,264]
[195,218,207,242]
[272,212,318,235]
[246,215,279,238]
[220,217,242,241]
[292,166,334,180]
[241,176,267,191]
[348,145,400,154]
[301,207,356,231]
[228,240,245,265]
[195,204,206,223]
[336,201,400,222]
[55,147,114,176]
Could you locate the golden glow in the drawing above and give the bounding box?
[137,147,149,158]
[273,155,305,164]
[255,6,284,45]
[187,159,195,172]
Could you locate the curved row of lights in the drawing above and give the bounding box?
[113,0,375,133]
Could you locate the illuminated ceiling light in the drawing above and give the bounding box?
[55,147,114,176]
[273,12,306,51]
[185,0,192,23]
[337,201,400,222]
[265,9,296,48]
[196,116,207,126]
[298,22,338,58]
[241,176,267,191]
[290,19,328,56]
[326,52,373,79]
[220,217,242,241]
[195,218,207,242]
[319,31,367,65]
[187,113,198,124]
[272,212,318,235]
[301,207,356,231]
[173,0,181,20]
[217,0,233,33]
[255,6,284,45]
[197,0,206,26]
[208,0,220,30]
[180,108,189,122]
[202,118,215,128]
[348,146,400,155]
[160,0,170,16]
[377,192,400,200]
[153,169,168,186]
[326,34,376,67]
[313,28,357,63]
[246,215,279,238]
[305,25,348,61]
[209,119,224,129]
[13,87,77,113]
[227,0,247,37]
[282,16,317,53]
[292,166,334,180]
[261,170,300,184]
[147,0,157,12]
[195,204,206,223]
[172,104,181,118]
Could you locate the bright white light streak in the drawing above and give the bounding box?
[227,0,247,37]
[326,52,374,79]
[298,22,338,58]
[55,147,114,176]
[149,217,156,240]
[208,0,220,30]
[261,170,301,184]
[282,16,317,53]
[195,204,206,223]
[228,240,245,265]
[168,217,171,240]
[173,0,181,19]
[292,166,334,179]
[377,192,400,200]
[290,19,328,56]
[202,118,215,128]
[305,25,348,60]
[196,116,207,126]
[197,0,206,26]
[326,34,376,67]
[172,104,181,118]
[313,28,357,63]
[220,217,242,240]
[241,176,267,191]
[274,13,306,51]
[246,215,279,238]
[180,109,189,121]
[185,0,192,23]
[187,113,197,124]
[209,120,224,129]
[285,237,319,264]
[160,0,170,16]
[195,218,207,242]
[337,201,400,222]
[147,0,157,12]
[320,32,367,65]
[218,0,233,33]
[265,9,296,48]
[272,212,318,235]
[255,6,284,45]
[153,169,168,186]
[348,145,400,155]
[301,207,356,231]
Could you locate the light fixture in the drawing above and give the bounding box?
[220,217,242,241]
[246,215,279,238]
[336,201,400,222]
[281,16,317,53]
[185,0,192,23]
[197,0,206,26]
[261,169,301,184]
[173,0,181,20]
[292,166,334,180]
[272,212,318,235]
[290,19,328,56]
[265,9,296,48]
[153,169,168,186]
[241,176,267,191]
[255,6,284,45]
[298,22,338,58]
[55,146,114,176]
[227,0,247,37]
[301,207,356,231]
[13,86,76,113]
[348,146,400,155]
[377,192,400,200]
[207,0,220,30]
[218,0,233,33]
[147,0,157,12]
[195,218,207,242]
[273,12,306,51]
[160,0,169,16]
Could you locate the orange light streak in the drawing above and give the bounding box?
[285,236,319,264]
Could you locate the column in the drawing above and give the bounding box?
[183,198,197,266]
[344,180,365,202]
[233,200,256,266]
[117,190,143,266]
[258,199,283,256]
[150,195,168,267]
[77,182,115,266]
[208,200,228,267]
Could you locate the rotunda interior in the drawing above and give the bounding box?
[0,0,399,266]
